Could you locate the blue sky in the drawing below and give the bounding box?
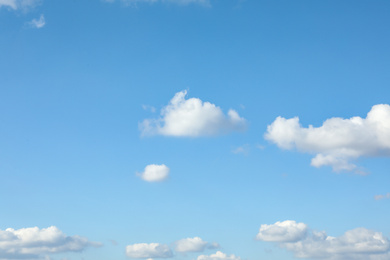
[1,0,390,260]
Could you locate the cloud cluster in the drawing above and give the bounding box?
[28,14,45,28]
[265,104,390,172]
[196,251,241,260]
[140,90,246,137]
[126,243,173,258]
[256,220,390,260]
[0,226,101,259]
[0,0,41,10]
[137,164,170,182]
[174,237,219,253]
[126,238,225,259]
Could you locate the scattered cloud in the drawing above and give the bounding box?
[137,164,170,182]
[256,220,308,243]
[196,251,241,260]
[174,237,219,253]
[0,0,41,11]
[126,243,173,258]
[374,193,390,200]
[142,105,156,113]
[256,220,390,260]
[140,90,246,137]
[104,0,210,7]
[0,226,101,259]
[265,104,390,173]
[232,144,250,155]
[28,14,45,28]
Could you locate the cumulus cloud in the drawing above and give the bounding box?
[256,220,390,260]
[265,104,390,173]
[140,90,246,137]
[126,243,173,258]
[196,251,241,260]
[174,237,219,253]
[0,226,101,259]
[256,220,308,242]
[375,193,390,200]
[137,164,170,182]
[0,0,41,10]
[28,14,45,28]
[104,0,210,6]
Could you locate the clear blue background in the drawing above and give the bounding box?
[1,1,389,259]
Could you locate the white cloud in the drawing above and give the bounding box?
[137,164,170,182]
[126,243,173,258]
[196,251,241,260]
[104,0,210,6]
[0,0,41,10]
[375,193,390,200]
[256,220,308,242]
[174,237,219,253]
[0,226,101,259]
[140,90,246,137]
[256,221,390,260]
[265,104,390,172]
[28,14,45,28]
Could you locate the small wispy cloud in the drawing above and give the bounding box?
[374,193,390,200]
[232,144,250,155]
[142,104,156,113]
[28,14,45,28]
[0,0,42,11]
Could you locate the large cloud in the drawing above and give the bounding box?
[265,104,390,172]
[140,90,246,137]
[0,226,101,259]
[126,243,173,258]
[0,0,41,10]
[174,237,219,253]
[196,251,241,260]
[256,220,308,242]
[137,164,170,182]
[256,220,390,260]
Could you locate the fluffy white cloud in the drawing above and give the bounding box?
[257,221,390,260]
[28,14,45,28]
[0,0,41,10]
[0,226,101,259]
[196,251,241,260]
[104,0,210,6]
[256,220,308,242]
[375,193,390,200]
[174,237,219,253]
[265,104,390,172]
[126,243,173,258]
[137,164,170,182]
[140,90,246,137]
